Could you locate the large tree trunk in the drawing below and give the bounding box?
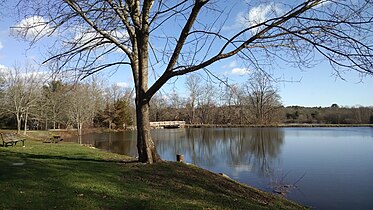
[136,100,161,163]
[134,13,162,163]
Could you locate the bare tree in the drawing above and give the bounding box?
[244,72,282,125]
[196,82,217,124]
[42,80,67,129]
[221,83,244,124]
[149,92,167,122]
[352,106,371,124]
[1,65,43,134]
[185,74,202,124]
[168,89,185,121]
[14,0,373,163]
[65,83,97,136]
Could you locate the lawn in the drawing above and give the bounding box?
[0,139,305,209]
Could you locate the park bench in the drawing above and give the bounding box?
[0,133,26,147]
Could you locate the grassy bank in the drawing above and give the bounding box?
[0,139,305,210]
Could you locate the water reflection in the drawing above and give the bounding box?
[68,128,284,176]
[153,128,284,177]
[74,131,137,156]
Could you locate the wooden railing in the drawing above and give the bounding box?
[150,121,186,128]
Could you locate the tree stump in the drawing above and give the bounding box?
[176,154,184,162]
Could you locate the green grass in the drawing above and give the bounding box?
[0,139,305,210]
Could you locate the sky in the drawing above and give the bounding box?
[0,1,372,108]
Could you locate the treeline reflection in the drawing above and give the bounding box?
[154,128,284,176]
[73,128,284,175]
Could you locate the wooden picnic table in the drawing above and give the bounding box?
[52,135,63,143]
[43,135,63,143]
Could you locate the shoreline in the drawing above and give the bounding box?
[184,123,373,128]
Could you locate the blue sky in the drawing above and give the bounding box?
[0,1,372,107]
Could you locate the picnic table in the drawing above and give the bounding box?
[0,133,26,147]
[43,135,63,143]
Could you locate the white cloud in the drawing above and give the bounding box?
[116,82,129,88]
[66,27,131,53]
[72,27,129,45]
[0,41,3,49]
[12,16,52,40]
[0,65,9,76]
[230,3,283,32]
[0,64,7,69]
[225,61,238,69]
[224,67,251,76]
[236,11,248,27]
[69,28,103,47]
[313,0,333,8]
[248,4,275,26]
[223,60,251,76]
[0,67,49,84]
[231,67,251,75]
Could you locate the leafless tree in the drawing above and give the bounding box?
[42,80,68,129]
[243,72,282,125]
[196,82,217,124]
[185,74,202,124]
[14,0,373,163]
[149,92,167,122]
[1,65,43,134]
[65,82,97,136]
[221,83,244,124]
[351,106,371,124]
[168,89,185,120]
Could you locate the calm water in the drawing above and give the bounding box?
[68,127,373,209]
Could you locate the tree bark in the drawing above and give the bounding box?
[77,122,82,136]
[136,100,161,163]
[133,8,162,163]
[16,113,21,134]
[24,110,29,135]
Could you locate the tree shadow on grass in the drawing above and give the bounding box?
[119,162,303,209]
[0,149,138,164]
[0,150,141,209]
[0,150,303,209]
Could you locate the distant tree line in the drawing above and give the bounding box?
[150,72,283,125]
[149,73,373,125]
[284,105,373,124]
[150,100,373,125]
[0,66,135,134]
[1,66,371,134]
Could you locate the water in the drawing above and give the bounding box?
[67,127,373,209]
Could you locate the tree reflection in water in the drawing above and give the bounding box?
[71,131,138,157]
[153,128,284,177]
[69,128,284,177]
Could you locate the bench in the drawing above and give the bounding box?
[0,133,27,147]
